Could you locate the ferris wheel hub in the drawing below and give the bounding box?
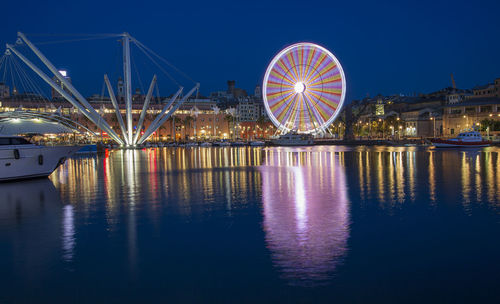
[294,82,306,93]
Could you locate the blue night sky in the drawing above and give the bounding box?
[1,0,500,102]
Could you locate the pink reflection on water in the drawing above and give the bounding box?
[261,149,350,286]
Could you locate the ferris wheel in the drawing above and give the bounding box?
[262,43,346,134]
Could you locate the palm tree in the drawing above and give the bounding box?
[158,125,166,142]
[172,116,182,141]
[224,115,234,139]
[183,116,194,140]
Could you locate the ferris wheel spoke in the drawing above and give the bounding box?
[276,59,297,83]
[297,47,306,81]
[276,93,300,129]
[270,64,295,86]
[302,94,324,131]
[308,66,338,87]
[303,52,328,84]
[308,86,342,99]
[285,52,300,82]
[306,90,337,113]
[309,74,342,88]
[302,48,318,82]
[270,91,296,114]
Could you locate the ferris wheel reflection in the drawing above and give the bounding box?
[260,148,350,286]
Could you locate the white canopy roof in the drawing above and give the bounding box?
[0,119,76,135]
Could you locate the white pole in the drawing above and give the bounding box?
[122,33,133,145]
[7,43,124,145]
[137,87,183,144]
[132,75,157,145]
[104,74,128,145]
[138,84,199,145]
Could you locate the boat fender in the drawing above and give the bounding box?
[38,154,43,165]
[13,149,20,159]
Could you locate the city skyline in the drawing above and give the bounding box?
[1,0,500,101]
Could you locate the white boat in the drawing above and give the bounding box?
[231,141,246,146]
[430,131,491,148]
[250,140,265,146]
[0,135,78,182]
[200,142,212,147]
[185,142,198,147]
[213,141,231,147]
[271,133,314,146]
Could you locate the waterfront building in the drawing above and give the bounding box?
[442,97,500,137]
[401,108,442,137]
[469,78,500,99]
[236,99,265,122]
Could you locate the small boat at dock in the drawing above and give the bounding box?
[271,133,314,146]
[430,131,490,148]
[249,141,265,146]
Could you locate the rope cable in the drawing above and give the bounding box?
[131,38,195,84]
[11,55,49,101]
[33,36,121,46]
[132,41,181,86]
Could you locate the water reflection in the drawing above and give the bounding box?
[347,148,500,214]
[260,148,350,286]
[61,205,75,263]
[0,179,68,276]
[2,146,500,303]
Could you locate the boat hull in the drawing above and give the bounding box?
[0,146,78,182]
[271,140,314,146]
[430,139,491,148]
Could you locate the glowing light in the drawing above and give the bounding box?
[294,82,306,93]
[59,70,68,77]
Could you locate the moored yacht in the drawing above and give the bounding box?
[430,131,491,148]
[0,135,78,181]
[271,133,314,146]
[249,140,265,146]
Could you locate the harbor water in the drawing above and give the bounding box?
[1,146,500,303]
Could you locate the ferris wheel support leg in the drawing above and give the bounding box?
[6,43,124,145]
[104,74,129,145]
[132,75,157,145]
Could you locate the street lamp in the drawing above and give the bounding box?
[430,116,436,138]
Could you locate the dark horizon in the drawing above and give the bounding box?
[1,0,500,101]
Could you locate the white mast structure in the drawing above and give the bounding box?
[6,32,199,147]
[122,33,133,145]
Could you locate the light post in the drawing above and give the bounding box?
[430,116,436,138]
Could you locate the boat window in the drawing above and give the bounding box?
[0,137,31,145]
[11,138,31,145]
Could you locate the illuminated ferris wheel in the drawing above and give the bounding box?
[262,43,346,134]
